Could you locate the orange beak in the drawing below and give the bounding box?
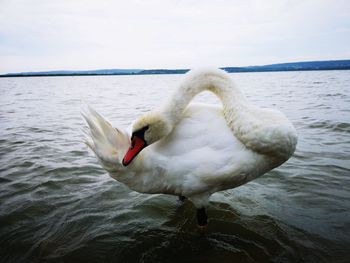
[122,135,147,166]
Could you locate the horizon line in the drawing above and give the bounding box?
[2,58,350,77]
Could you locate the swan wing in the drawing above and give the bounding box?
[82,105,130,171]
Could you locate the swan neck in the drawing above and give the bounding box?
[162,70,245,125]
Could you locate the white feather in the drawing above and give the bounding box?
[81,104,129,171]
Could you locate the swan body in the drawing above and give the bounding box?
[82,69,297,213]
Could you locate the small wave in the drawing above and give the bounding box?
[325,93,347,98]
[308,120,350,133]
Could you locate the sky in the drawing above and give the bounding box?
[0,0,349,74]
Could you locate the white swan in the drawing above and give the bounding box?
[82,68,297,226]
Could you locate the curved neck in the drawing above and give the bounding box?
[161,69,246,125]
[156,69,296,161]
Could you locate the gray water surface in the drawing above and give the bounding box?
[0,71,349,262]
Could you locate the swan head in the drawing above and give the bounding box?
[122,111,172,166]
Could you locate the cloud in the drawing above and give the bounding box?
[0,0,349,73]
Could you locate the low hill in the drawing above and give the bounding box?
[1,60,349,77]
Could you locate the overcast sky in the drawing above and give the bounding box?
[0,0,349,74]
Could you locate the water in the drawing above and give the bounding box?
[0,71,349,262]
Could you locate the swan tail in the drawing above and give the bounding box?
[81,104,130,171]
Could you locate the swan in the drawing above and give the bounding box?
[82,68,297,227]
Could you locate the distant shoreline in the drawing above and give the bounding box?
[1,68,349,78]
[1,59,349,78]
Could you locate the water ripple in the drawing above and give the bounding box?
[1,71,350,262]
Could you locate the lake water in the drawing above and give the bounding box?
[0,71,349,262]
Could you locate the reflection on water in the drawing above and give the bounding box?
[0,71,350,262]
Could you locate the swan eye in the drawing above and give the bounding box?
[133,125,149,136]
[131,125,149,141]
